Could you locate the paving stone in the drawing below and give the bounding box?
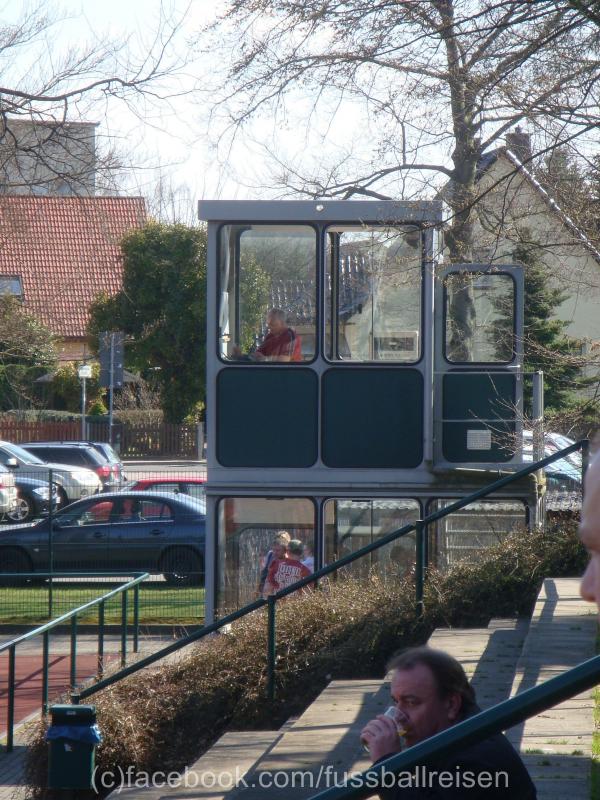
[507,578,596,800]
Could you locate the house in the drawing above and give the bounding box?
[0,195,146,361]
[473,128,600,347]
[467,128,600,396]
[0,119,98,197]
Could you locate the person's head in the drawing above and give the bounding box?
[266,308,287,335]
[288,539,304,559]
[387,647,477,747]
[272,530,291,559]
[303,542,313,557]
[579,448,600,613]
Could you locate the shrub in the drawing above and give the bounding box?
[50,363,104,414]
[25,522,587,798]
[88,399,108,416]
[0,410,81,422]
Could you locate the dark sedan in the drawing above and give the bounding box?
[0,492,205,586]
[1,475,60,523]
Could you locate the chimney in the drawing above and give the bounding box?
[505,126,532,164]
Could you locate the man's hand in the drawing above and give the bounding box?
[360,714,402,762]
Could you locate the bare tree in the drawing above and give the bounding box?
[0,0,188,196]
[205,2,599,249]
[203,1,600,360]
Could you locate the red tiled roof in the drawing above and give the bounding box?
[0,195,146,337]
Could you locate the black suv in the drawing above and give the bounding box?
[21,442,126,491]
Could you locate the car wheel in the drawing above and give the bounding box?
[6,495,34,523]
[161,548,204,587]
[0,548,33,585]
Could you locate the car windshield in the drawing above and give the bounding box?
[92,443,119,463]
[2,442,45,464]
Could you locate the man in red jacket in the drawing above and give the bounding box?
[233,308,301,362]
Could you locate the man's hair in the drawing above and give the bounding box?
[387,646,477,718]
[288,539,304,557]
[268,308,287,323]
[273,530,291,546]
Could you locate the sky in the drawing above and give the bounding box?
[4,0,259,216]
[68,0,225,211]
[4,0,388,219]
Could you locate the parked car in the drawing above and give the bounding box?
[0,491,205,586]
[0,464,18,516]
[21,441,126,491]
[0,441,102,505]
[1,475,60,523]
[123,476,206,501]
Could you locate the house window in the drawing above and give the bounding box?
[0,276,23,298]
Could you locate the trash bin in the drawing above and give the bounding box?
[47,704,102,790]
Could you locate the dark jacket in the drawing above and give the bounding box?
[376,728,536,799]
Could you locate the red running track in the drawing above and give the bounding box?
[0,650,118,736]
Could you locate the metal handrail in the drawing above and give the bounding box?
[1,571,148,753]
[76,439,588,703]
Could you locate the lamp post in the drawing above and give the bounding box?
[78,364,92,439]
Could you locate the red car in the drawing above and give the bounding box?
[123,476,206,502]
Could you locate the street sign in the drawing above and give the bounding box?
[78,364,92,379]
[99,331,125,388]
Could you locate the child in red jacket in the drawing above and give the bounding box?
[264,538,310,596]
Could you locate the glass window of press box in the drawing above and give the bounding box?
[323,499,421,580]
[326,226,422,361]
[428,499,527,572]
[219,225,317,361]
[218,224,423,362]
[217,497,315,611]
[444,272,515,363]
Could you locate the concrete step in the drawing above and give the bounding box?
[429,618,528,708]
[507,578,597,800]
[221,621,527,800]
[108,580,595,800]
[226,680,384,800]
[113,731,282,800]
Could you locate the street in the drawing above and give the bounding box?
[122,461,207,482]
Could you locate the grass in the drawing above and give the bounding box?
[0,582,205,624]
[592,679,600,799]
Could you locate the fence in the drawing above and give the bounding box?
[0,465,207,626]
[1,573,148,752]
[0,420,203,460]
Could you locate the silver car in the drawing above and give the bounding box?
[0,463,17,515]
[0,441,102,505]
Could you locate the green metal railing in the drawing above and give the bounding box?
[75,439,588,706]
[1,572,148,753]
